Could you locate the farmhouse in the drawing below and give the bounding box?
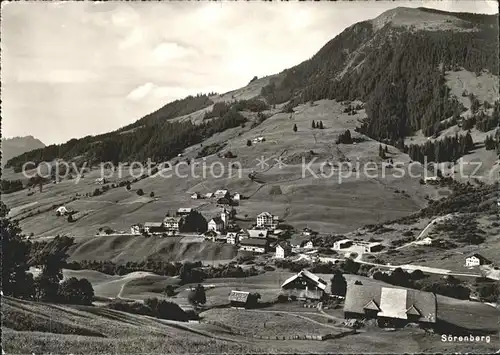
[247,229,268,239]
[302,240,314,249]
[228,290,260,308]
[281,269,327,300]
[144,222,165,235]
[205,192,214,198]
[191,192,201,199]
[227,232,239,245]
[239,238,268,253]
[344,284,437,327]
[465,253,492,267]
[415,237,433,246]
[208,217,225,233]
[334,239,353,250]
[353,241,383,252]
[56,206,69,216]
[228,290,250,308]
[233,193,241,201]
[275,241,292,259]
[95,177,106,184]
[164,216,184,233]
[214,189,230,199]
[130,224,142,235]
[256,212,279,230]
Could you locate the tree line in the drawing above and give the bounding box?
[6,99,248,171]
[405,132,474,163]
[2,203,94,305]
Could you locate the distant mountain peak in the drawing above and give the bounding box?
[1,135,45,167]
[371,7,477,32]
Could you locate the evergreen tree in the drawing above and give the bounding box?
[319,121,324,129]
[188,284,206,306]
[293,124,298,132]
[330,270,347,297]
[1,202,34,299]
[379,144,386,159]
[312,120,316,129]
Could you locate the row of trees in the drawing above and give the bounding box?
[405,132,474,163]
[311,120,324,129]
[1,203,94,305]
[65,258,261,283]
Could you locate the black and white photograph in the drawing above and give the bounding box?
[1,0,499,354]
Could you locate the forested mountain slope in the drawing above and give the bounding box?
[5,7,499,170]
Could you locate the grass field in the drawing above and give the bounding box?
[3,98,441,240]
[3,294,499,354]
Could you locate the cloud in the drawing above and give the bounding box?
[151,42,196,62]
[2,1,498,144]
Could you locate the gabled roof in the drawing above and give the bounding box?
[468,253,492,264]
[164,216,183,223]
[257,212,273,218]
[228,290,249,303]
[335,239,353,244]
[277,241,291,250]
[215,189,228,195]
[240,238,268,247]
[144,222,163,228]
[177,208,192,213]
[344,284,436,323]
[281,269,327,291]
[406,304,421,316]
[210,217,224,224]
[363,299,381,311]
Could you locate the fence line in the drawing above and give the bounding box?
[202,319,356,341]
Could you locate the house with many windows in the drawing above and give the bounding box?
[256,212,279,230]
[163,216,184,234]
[280,270,327,300]
[239,238,269,253]
[465,253,492,267]
[275,241,292,259]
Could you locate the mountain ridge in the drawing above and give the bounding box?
[4,7,499,169]
[1,135,46,167]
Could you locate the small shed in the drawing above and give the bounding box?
[228,290,250,308]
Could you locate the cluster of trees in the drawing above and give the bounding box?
[108,297,192,322]
[336,130,353,144]
[419,181,498,217]
[66,258,260,283]
[1,179,24,194]
[1,205,94,305]
[484,134,499,152]
[260,15,497,144]
[433,215,486,245]
[379,144,389,159]
[373,268,472,300]
[311,120,324,129]
[406,132,474,163]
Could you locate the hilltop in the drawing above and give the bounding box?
[1,135,45,166]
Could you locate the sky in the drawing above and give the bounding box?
[2,1,498,145]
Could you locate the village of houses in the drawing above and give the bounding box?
[124,187,387,260]
[53,185,499,338]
